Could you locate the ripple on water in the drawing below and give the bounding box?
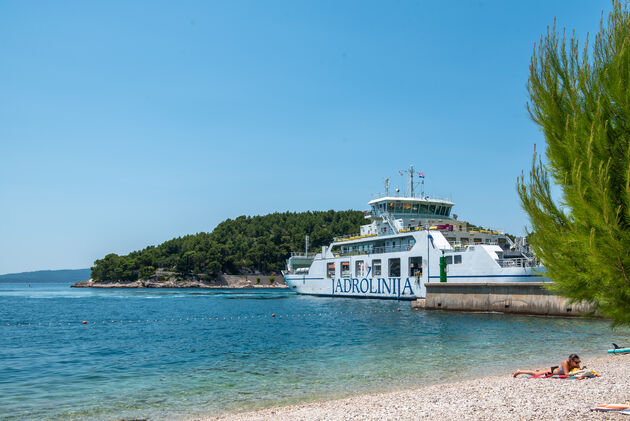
[0,284,628,421]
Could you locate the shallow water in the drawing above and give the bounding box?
[0,283,627,420]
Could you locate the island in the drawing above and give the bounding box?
[73,210,366,288]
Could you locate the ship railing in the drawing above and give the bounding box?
[333,244,413,257]
[462,229,505,235]
[333,233,379,242]
[444,244,504,252]
[382,211,400,233]
[370,192,453,202]
[445,242,519,251]
[289,252,317,258]
[334,233,359,242]
[496,258,535,268]
[335,228,429,242]
[443,246,471,253]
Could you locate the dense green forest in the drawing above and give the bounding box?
[91,210,366,282]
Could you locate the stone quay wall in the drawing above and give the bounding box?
[411,282,596,317]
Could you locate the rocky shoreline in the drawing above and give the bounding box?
[71,274,288,289]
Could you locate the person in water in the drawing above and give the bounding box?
[512,354,584,377]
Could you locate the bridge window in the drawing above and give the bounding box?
[388,258,401,277]
[372,259,381,276]
[341,261,351,277]
[327,263,336,278]
[445,256,453,265]
[454,255,462,264]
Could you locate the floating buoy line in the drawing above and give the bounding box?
[2,308,407,328]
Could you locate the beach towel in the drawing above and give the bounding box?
[591,403,630,413]
[524,369,598,380]
[567,368,597,378]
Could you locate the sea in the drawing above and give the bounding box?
[1,283,628,420]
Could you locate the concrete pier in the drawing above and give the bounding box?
[412,282,595,316]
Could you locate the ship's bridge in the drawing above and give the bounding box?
[367,196,455,219]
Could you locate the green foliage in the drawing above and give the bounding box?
[91,253,138,283]
[139,266,155,279]
[269,276,275,285]
[91,210,366,282]
[518,1,630,325]
[256,277,261,285]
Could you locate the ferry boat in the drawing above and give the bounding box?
[283,166,543,300]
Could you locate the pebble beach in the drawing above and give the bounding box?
[203,353,630,421]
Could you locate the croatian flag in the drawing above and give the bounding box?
[418,172,425,178]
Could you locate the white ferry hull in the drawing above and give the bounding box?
[284,230,543,300]
[285,270,542,300]
[284,275,423,300]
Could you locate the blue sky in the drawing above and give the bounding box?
[0,1,607,274]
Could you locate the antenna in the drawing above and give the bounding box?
[305,235,309,256]
[384,177,390,196]
[398,165,417,197]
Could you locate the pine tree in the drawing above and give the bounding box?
[518,1,630,325]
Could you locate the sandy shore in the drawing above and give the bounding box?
[201,353,630,421]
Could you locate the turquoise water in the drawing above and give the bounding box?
[1,283,628,420]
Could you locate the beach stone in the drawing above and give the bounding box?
[203,354,630,421]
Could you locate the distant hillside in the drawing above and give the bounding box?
[91,210,366,282]
[0,269,91,283]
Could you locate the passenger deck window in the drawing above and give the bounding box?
[388,258,401,277]
[454,255,462,264]
[409,256,422,277]
[445,256,453,265]
[341,261,351,277]
[372,259,382,276]
[355,260,364,277]
[327,262,336,278]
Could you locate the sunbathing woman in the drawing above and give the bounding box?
[513,354,584,377]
